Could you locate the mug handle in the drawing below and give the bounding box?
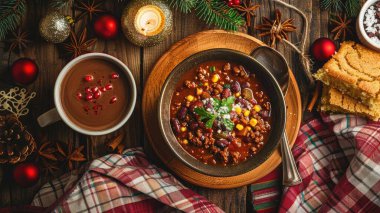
[37,108,61,127]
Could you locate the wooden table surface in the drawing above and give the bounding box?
[0,0,357,211]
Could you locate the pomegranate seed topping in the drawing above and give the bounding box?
[84,75,94,82]
[111,73,119,79]
[85,94,93,101]
[85,87,92,93]
[94,91,101,99]
[110,96,117,104]
[76,92,83,99]
[92,87,99,93]
[105,83,113,90]
[97,79,103,84]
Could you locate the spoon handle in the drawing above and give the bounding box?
[281,131,302,186]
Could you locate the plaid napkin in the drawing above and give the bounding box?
[31,148,223,213]
[31,114,380,212]
[251,114,380,212]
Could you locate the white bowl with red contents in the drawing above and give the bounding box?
[357,0,380,51]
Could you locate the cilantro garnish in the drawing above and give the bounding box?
[209,66,216,72]
[194,96,235,130]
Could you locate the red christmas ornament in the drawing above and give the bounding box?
[13,162,40,187]
[11,58,39,85]
[311,37,336,62]
[93,14,119,39]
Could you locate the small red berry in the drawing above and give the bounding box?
[111,72,119,79]
[92,87,99,93]
[110,96,117,104]
[94,91,101,99]
[85,94,93,101]
[105,83,113,90]
[85,87,92,93]
[76,92,83,99]
[99,86,107,92]
[233,0,240,5]
[84,75,94,82]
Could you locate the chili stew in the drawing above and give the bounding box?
[170,61,272,166]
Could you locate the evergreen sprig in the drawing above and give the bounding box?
[0,0,26,41]
[320,0,360,17]
[49,0,74,9]
[167,0,245,31]
[169,0,197,13]
[320,0,344,12]
[344,0,360,17]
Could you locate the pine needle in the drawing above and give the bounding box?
[196,0,245,31]
[320,0,344,12]
[344,0,360,17]
[167,0,245,31]
[168,0,197,13]
[49,0,74,9]
[0,0,26,41]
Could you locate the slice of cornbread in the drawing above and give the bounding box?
[320,86,380,121]
[314,41,380,109]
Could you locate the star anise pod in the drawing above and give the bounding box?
[330,14,352,41]
[37,140,58,161]
[255,10,296,47]
[6,28,30,54]
[233,0,260,27]
[57,141,86,171]
[35,137,60,176]
[61,28,97,59]
[74,0,104,22]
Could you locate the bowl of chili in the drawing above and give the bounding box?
[158,49,286,177]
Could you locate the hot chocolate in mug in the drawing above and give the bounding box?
[38,53,137,136]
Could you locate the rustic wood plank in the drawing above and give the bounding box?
[0,0,353,210]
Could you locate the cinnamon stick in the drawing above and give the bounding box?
[106,132,125,152]
[116,143,125,154]
[307,82,321,112]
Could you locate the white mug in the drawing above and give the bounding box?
[37,53,137,136]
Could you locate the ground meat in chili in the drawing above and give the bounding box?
[170,61,271,166]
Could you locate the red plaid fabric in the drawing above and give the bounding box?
[252,114,380,212]
[31,114,380,212]
[32,148,223,213]
[280,114,380,212]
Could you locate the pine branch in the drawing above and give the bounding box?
[168,0,197,13]
[320,0,344,12]
[345,0,360,17]
[0,0,26,41]
[49,0,74,9]
[196,0,245,31]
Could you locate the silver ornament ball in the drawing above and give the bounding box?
[39,11,71,43]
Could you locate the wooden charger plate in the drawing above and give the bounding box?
[142,30,302,189]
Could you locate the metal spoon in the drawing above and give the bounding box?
[251,46,302,186]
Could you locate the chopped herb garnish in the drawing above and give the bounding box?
[194,96,235,130]
[198,82,203,86]
[224,84,230,89]
[210,66,216,72]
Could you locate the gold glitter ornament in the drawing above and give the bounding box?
[39,11,73,43]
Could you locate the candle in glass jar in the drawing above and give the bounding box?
[134,5,165,36]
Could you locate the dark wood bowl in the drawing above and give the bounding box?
[158,49,286,177]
